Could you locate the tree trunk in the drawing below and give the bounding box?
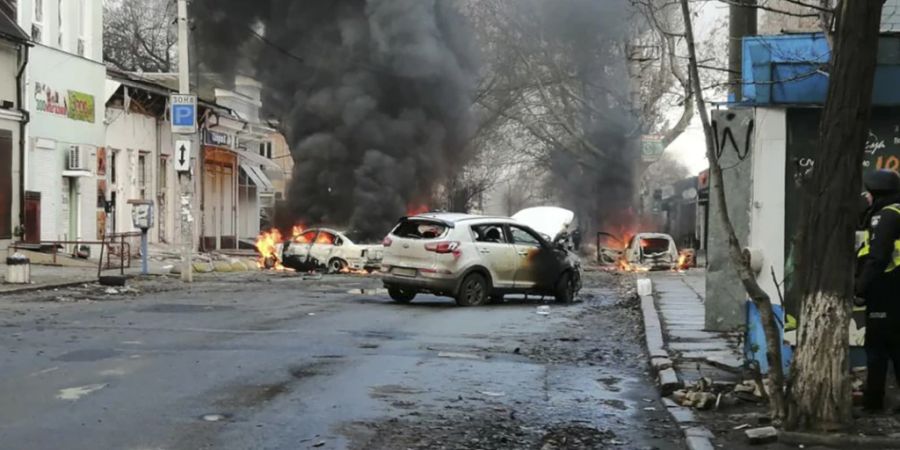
[679,0,787,419]
[786,0,885,431]
[728,0,757,101]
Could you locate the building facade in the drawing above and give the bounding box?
[0,3,28,249]
[15,0,105,250]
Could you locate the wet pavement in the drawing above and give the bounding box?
[0,270,683,449]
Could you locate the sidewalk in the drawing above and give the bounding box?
[638,269,743,450]
[652,272,742,383]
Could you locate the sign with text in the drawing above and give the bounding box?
[641,135,665,163]
[170,94,197,134]
[203,129,233,148]
[34,82,95,123]
[174,140,191,172]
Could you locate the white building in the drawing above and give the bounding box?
[15,0,105,249]
[0,4,29,248]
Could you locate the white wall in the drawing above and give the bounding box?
[16,0,102,62]
[26,44,105,242]
[748,108,787,306]
[105,104,158,240]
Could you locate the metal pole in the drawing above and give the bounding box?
[177,0,194,282]
[141,229,149,275]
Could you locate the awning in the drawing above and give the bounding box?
[238,149,281,172]
[241,163,274,193]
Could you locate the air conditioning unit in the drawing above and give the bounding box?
[68,146,86,171]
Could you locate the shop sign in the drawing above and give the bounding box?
[203,129,233,148]
[34,82,95,123]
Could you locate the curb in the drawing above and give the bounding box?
[0,279,95,296]
[637,276,716,450]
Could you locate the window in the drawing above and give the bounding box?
[259,141,273,159]
[31,0,43,42]
[391,219,449,239]
[75,0,84,56]
[57,0,62,49]
[510,226,541,247]
[472,224,507,244]
[138,153,147,199]
[110,150,117,184]
[158,156,168,191]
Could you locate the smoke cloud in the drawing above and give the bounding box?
[191,0,479,240]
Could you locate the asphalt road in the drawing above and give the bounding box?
[0,270,683,450]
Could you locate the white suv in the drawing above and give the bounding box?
[380,213,582,306]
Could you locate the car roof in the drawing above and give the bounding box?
[635,232,675,240]
[408,213,516,224]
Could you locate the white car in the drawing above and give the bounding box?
[281,228,383,273]
[380,212,582,306]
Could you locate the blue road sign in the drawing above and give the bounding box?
[170,94,197,134]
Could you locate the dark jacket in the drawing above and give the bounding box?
[856,194,900,306]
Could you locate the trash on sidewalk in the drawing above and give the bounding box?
[636,278,652,296]
[745,426,778,445]
[536,305,551,315]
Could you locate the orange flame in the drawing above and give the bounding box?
[255,228,284,270]
[406,204,430,216]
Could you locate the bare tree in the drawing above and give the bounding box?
[103,0,176,72]
[679,0,788,418]
[787,0,886,431]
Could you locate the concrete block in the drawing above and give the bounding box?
[745,426,778,444]
[230,261,248,272]
[685,427,714,439]
[651,357,673,370]
[659,368,682,395]
[685,435,716,450]
[669,405,697,424]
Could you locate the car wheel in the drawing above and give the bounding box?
[555,271,577,304]
[456,273,489,306]
[388,287,416,303]
[328,258,349,274]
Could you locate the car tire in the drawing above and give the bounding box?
[456,273,489,307]
[328,258,349,274]
[555,271,577,304]
[388,287,416,303]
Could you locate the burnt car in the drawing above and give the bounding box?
[281,228,383,273]
[380,211,582,306]
[624,232,679,271]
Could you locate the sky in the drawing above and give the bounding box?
[664,1,729,175]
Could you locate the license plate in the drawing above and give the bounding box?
[393,268,417,277]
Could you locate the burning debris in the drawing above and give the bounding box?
[191,0,479,242]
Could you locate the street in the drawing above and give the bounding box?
[0,271,682,450]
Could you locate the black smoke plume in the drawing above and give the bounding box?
[191,0,479,240]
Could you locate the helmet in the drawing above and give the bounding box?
[864,169,900,195]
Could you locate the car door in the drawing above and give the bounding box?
[471,223,517,288]
[509,225,544,289]
[310,230,337,264]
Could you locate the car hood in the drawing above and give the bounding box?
[512,206,575,241]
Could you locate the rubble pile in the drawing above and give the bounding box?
[671,377,765,411]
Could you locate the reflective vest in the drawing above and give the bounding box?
[858,204,900,273]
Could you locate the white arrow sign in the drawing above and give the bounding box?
[174,140,191,172]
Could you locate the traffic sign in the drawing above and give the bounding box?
[170,94,197,134]
[174,140,191,172]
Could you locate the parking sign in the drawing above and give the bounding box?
[170,94,197,134]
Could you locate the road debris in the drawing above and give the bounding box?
[745,426,778,445]
[437,351,485,360]
[536,305,551,315]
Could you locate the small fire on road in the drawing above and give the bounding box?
[256,229,284,270]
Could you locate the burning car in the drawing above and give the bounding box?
[280,228,383,273]
[624,232,679,271]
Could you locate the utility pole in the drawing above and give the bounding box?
[176,0,194,282]
[729,0,757,102]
